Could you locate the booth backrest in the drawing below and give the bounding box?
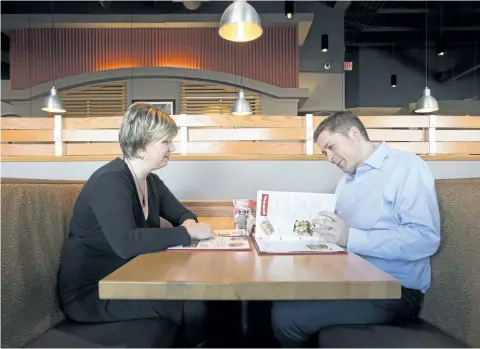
[1,179,83,347]
[1,177,479,347]
[420,178,480,347]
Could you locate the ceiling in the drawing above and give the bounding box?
[1,1,479,83]
[344,1,480,83]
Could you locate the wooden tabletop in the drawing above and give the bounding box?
[99,217,401,301]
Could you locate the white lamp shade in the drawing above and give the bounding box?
[41,86,66,113]
[231,90,252,115]
[414,87,439,113]
[219,0,262,42]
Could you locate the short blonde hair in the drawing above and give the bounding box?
[119,103,178,158]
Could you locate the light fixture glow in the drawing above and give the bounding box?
[219,0,262,43]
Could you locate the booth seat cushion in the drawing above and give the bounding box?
[317,320,468,348]
[26,318,177,348]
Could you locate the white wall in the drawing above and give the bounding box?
[299,72,344,112]
[1,160,479,200]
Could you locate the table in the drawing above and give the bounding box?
[99,217,400,340]
[99,217,401,301]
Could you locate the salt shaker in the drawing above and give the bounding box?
[246,208,254,221]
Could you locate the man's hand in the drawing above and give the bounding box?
[312,211,349,247]
[246,217,256,235]
[181,219,197,226]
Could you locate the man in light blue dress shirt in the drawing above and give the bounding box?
[270,111,441,347]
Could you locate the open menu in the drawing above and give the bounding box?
[168,229,251,251]
[253,190,346,255]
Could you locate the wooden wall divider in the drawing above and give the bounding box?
[1,114,480,161]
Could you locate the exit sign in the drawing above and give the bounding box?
[344,62,353,71]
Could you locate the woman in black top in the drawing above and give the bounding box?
[58,103,214,347]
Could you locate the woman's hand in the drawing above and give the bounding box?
[181,219,197,226]
[185,222,214,240]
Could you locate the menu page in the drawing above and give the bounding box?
[168,230,251,251]
[254,238,345,254]
[255,190,337,240]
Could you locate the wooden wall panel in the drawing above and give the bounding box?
[10,27,298,90]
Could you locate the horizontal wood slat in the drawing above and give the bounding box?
[1,144,54,156]
[367,129,425,142]
[172,115,307,128]
[0,118,53,130]
[436,116,480,129]
[354,115,430,128]
[436,142,480,154]
[63,117,122,129]
[1,130,53,142]
[185,141,305,154]
[435,130,480,142]
[63,130,119,142]
[188,128,305,141]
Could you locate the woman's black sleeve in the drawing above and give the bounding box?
[89,170,191,259]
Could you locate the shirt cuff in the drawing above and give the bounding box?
[347,227,369,253]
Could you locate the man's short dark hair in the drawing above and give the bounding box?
[313,111,370,143]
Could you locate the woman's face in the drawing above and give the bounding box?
[143,137,176,170]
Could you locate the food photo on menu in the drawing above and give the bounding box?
[253,190,346,255]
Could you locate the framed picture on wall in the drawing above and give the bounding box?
[132,99,176,115]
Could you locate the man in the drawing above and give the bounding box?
[269,111,441,347]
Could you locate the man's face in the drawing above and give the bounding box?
[316,128,362,174]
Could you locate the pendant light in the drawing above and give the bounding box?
[415,1,438,113]
[390,34,397,87]
[285,1,294,19]
[42,1,66,113]
[42,86,66,113]
[231,46,252,115]
[219,0,262,43]
[231,90,252,115]
[321,34,328,52]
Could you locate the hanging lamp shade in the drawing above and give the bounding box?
[231,90,252,115]
[41,86,66,113]
[218,0,262,42]
[414,87,439,113]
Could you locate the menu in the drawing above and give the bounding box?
[253,190,346,254]
[168,229,251,251]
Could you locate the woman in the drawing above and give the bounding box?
[58,103,213,347]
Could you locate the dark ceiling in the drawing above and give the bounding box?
[1,1,479,82]
[344,1,480,84]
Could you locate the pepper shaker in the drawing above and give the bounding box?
[238,209,247,229]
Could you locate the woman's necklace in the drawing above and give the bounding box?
[124,157,146,208]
